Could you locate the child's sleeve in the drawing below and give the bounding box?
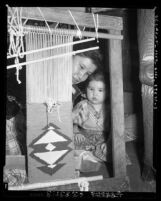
[73,100,89,128]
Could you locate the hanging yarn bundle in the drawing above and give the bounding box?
[25,26,73,104]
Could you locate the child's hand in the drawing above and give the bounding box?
[73,102,89,125]
[100,143,107,155]
[75,134,86,144]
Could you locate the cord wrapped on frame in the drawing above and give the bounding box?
[7,6,25,84]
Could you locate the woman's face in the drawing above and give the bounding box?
[72,55,97,84]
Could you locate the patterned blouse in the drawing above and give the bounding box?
[73,99,111,161]
[73,99,105,131]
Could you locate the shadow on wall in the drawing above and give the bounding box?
[126,9,142,113]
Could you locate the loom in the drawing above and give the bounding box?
[6,7,129,191]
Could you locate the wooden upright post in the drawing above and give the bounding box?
[109,30,126,177]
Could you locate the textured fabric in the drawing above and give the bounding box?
[3,167,27,186]
[73,99,105,131]
[74,128,110,161]
[124,113,138,142]
[79,151,102,172]
[6,95,26,155]
[5,96,27,186]
[5,116,27,186]
[6,117,22,155]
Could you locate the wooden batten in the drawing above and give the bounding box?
[5,155,26,169]
[8,7,123,31]
[109,30,126,177]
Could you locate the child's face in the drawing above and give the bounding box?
[86,80,106,105]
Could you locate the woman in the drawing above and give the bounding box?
[72,48,103,106]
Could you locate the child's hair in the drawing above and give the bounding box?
[85,70,110,100]
[86,70,105,87]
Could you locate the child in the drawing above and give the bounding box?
[73,71,111,172]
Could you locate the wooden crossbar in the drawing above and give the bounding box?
[7,7,123,31]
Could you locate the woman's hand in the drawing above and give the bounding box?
[75,134,86,144]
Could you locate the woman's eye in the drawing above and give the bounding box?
[80,65,84,70]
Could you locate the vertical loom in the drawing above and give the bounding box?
[7,7,129,191]
[25,27,75,183]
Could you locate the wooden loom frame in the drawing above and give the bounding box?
[6,7,128,191]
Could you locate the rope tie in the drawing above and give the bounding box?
[8,7,25,57]
[37,7,51,34]
[54,22,59,29]
[78,179,89,191]
[46,98,62,122]
[8,28,17,56]
[68,10,82,39]
[15,57,22,84]
[7,6,25,84]
[92,13,99,42]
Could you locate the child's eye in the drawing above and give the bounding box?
[99,89,103,92]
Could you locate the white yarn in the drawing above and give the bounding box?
[25,27,73,103]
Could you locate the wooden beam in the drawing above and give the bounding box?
[8,7,123,30]
[109,30,126,177]
[91,8,119,13]
[9,175,103,190]
[8,25,123,40]
[8,176,130,191]
[53,7,86,13]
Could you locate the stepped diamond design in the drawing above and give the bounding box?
[29,123,72,175]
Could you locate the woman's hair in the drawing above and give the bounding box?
[73,39,103,70]
[78,50,103,69]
